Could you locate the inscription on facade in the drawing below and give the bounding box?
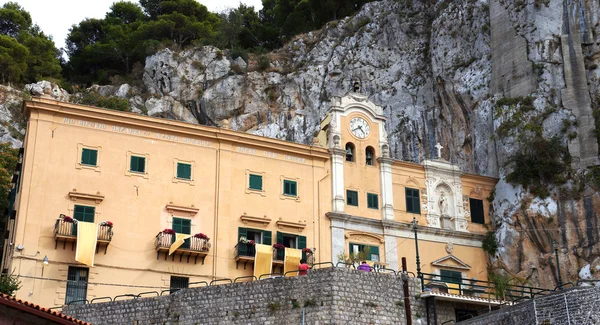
[62,118,212,147]
[235,146,307,164]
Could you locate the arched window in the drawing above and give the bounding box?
[365,146,375,166]
[345,143,355,162]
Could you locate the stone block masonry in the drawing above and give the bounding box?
[64,268,419,325]
[458,286,600,324]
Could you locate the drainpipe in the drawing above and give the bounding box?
[302,307,305,325]
[402,257,412,325]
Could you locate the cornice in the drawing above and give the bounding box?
[276,220,307,232]
[68,190,104,203]
[326,212,485,241]
[25,98,330,161]
[166,203,199,216]
[240,215,271,227]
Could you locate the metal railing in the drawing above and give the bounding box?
[419,272,548,301]
[273,249,285,261]
[54,218,113,241]
[234,242,256,258]
[155,232,210,252]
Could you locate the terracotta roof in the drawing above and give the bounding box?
[0,293,91,325]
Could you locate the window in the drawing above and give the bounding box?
[237,227,271,257]
[346,190,358,206]
[405,188,421,214]
[130,156,146,173]
[367,193,379,209]
[349,243,380,262]
[345,143,355,162]
[65,267,88,305]
[276,231,306,260]
[172,218,191,249]
[365,146,375,166]
[440,269,462,284]
[74,205,95,223]
[81,148,98,166]
[176,162,192,180]
[469,198,485,224]
[283,180,297,196]
[170,276,189,294]
[249,174,263,190]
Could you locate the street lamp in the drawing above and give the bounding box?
[42,255,49,277]
[553,240,563,290]
[412,217,422,288]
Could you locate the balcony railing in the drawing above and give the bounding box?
[53,218,113,253]
[234,242,256,269]
[155,232,210,264]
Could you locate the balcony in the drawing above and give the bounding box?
[155,232,210,264]
[53,217,113,254]
[234,242,256,269]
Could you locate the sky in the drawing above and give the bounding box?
[1,0,263,52]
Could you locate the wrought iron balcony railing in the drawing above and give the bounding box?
[154,232,210,264]
[53,217,113,253]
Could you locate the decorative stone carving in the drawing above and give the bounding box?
[445,242,454,254]
[463,195,470,219]
[333,134,341,148]
[345,232,384,244]
[421,189,428,212]
[427,214,440,228]
[381,144,390,158]
[423,159,468,232]
[438,192,449,215]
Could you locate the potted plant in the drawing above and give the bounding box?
[99,221,113,227]
[162,228,176,235]
[61,215,75,223]
[193,233,209,240]
[273,243,286,250]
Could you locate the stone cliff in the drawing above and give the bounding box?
[1,0,600,289]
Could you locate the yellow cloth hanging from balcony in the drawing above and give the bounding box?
[253,244,273,278]
[75,222,98,267]
[169,234,191,255]
[283,248,302,276]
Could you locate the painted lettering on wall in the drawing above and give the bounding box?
[235,146,306,164]
[62,118,211,147]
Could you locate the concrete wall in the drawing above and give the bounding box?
[458,286,600,324]
[64,268,428,325]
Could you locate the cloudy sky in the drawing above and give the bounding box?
[1,0,263,51]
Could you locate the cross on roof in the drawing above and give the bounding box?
[435,143,443,159]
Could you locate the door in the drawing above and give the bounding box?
[172,218,191,249]
[65,267,88,305]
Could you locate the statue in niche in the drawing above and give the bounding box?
[438,192,449,215]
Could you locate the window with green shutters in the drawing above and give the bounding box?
[172,218,191,249]
[349,243,380,262]
[283,180,297,196]
[469,198,485,224]
[130,156,146,173]
[440,269,462,284]
[367,193,379,209]
[249,174,262,190]
[81,148,98,166]
[237,227,271,257]
[346,190,358,206]
[176,162,192,180]
[405,188,421,214]
[74,205,95,223]
[275,231,306,260]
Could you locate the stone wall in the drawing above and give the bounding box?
[458,286,600,324]
[63,268,424,325]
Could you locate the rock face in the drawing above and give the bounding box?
[1,0,600,289]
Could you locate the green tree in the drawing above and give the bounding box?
[0,35,28,83]
[0,2,31,38]
[0,143,18,216]
[0,272,21,296]
[18,26,62,83]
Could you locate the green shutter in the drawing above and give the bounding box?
[130,156,146,173]
[81,148,98,166]
[172,218,191,248]
[73,205,95,223]
[298,235,307,260]
[177,163,191,180]
[276,231,284,260]
[369,246,380,261]
[249,174,262,190]
[237,227,248,255]
[283,180,297,196]
[406,188,420,214]
[262,230,272,245]
[346,190,358,206]
[470,199,485,224]
[440,270,462,284]
[367,193,379,209]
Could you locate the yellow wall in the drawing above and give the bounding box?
[391,161,426,223]
[340,113,381,220]
[10,99,330,307]
[462,174,496,233]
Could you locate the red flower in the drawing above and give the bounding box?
[194,233,209,240]
[63,216,74,223]
[162,228,176,235]
[273,243,286,250]
[248,240,255,246]
[106,221,113,227]
[302,248,313,253]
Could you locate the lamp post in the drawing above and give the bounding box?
[553,240,563,290]
[412,217,422,289]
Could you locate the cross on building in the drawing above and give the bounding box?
[435,142,443,159]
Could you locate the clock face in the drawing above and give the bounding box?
[350,117,370,139]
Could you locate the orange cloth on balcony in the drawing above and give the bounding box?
[75,222,98,267]
[283,248,302,276]
[169,234,191,255]
[253,244,273,278]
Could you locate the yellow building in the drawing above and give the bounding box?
[1,93,496,307]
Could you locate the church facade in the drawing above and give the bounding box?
[1,94,496,308]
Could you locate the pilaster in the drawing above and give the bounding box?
[377,156,394,220]
[330,148,346,213]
